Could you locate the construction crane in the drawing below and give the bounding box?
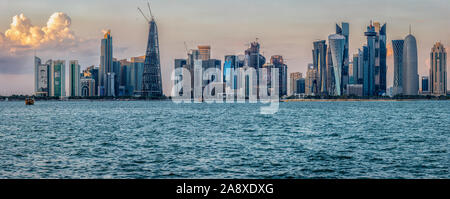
[137,1,154,22]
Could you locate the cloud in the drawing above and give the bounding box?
[1,12,75,50]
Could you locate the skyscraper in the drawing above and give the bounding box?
[392,40,405,95]
[271,55,287,96]
[306,63,318,95]
[336,23,349,94]
[312,40,327,94]
[34,56,51,96]
[364,23,377,96]
[328,34,346,96]
[100,30,113,96]
[422,76,429,93]
[198,45,211,60]
[290,72,302,95]
[50,60,66,97]
[69,60,80,97]
[430,42,447,96]
[402,33,419,95]
[141,14,163,97]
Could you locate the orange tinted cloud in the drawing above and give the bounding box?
[1,12,75,48]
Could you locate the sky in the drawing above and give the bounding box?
[0,0,449,96]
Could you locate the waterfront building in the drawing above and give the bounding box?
[374,22,387,96]
[99,30,113,96]
[402,33,419,95]
[305,64,318,95]
[296,78,306,94]
[34,56,51,96]
[198,45,211,60]
[141,13,163,97]
[69,60,80,97]
[80,77,96,97]
[363,23,377,96]
[50,60,66,97]
[290,72,302,95]
[430,42,447,96]
[112,59,121,96]
[347,84,363,96]
[392,40,405,95]
[271,55,287,97]
[328,34,346,96]
[312,40,327,94]
[336,22,350,94]
[422,76,429,94]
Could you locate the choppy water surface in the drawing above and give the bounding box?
[0,100,448,178]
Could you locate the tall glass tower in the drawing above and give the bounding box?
[328,34,346,96]
[392,40,405,95]
[142,17,163,97]
[430,42,447,96]
[403,34,419,95]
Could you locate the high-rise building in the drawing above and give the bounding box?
[223,55,242,91]
[80,77,96,97]
[422,76,429,93]
[336,22,350,94]
[69,60,80,97]
[271,55,287,96]
[373,22,387,95]
[34,56,51,96]
[296,78,306,94]
[290,72,302,95]
[142,15,163,97]
[312,40,327,94]
[100,30,113,96]
[402,33,419,95]
[392,40,405,95]
[363,23,377,96]
[112,59,121,96]
[50,60,66,97]
[306,64,318,95]
[198,45,211,60]
[328,34,346,96]
[430,42,447,96]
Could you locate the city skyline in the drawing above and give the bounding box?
[1,0,449,96]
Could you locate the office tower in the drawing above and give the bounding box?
[271,55,287,96]
[112,60,121,96]
[306,64,318,95]
[430,42,447,96]
[336,22,350,94]
[69,60,80,97]
[392,40,405,95]
[312,40,327,94]
[34,56,51,96]
[402,33,419,95]
[201,59,221,97]
[328,34,346,96]
[119,59,132,96]
[80,77,96,97]
[422,76,429,93]
[223,55,240,92]
[373,22,387,95]
[100,30,113,96]
[130,59,145,95]
[198,45,211,60]
[50,60,66,97]
[290,72,302,95]
[351,53,359,84]
[364,23,377,96]
[356,49,364,84]
[142,14,163,97]
[296,78,306,94]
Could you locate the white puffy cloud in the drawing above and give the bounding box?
[1,12,75,48]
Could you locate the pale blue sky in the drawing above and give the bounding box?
[0,0,449,95]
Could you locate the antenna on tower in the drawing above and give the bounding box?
[409,24,412,34]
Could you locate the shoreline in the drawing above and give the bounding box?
[281,98,450,102]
